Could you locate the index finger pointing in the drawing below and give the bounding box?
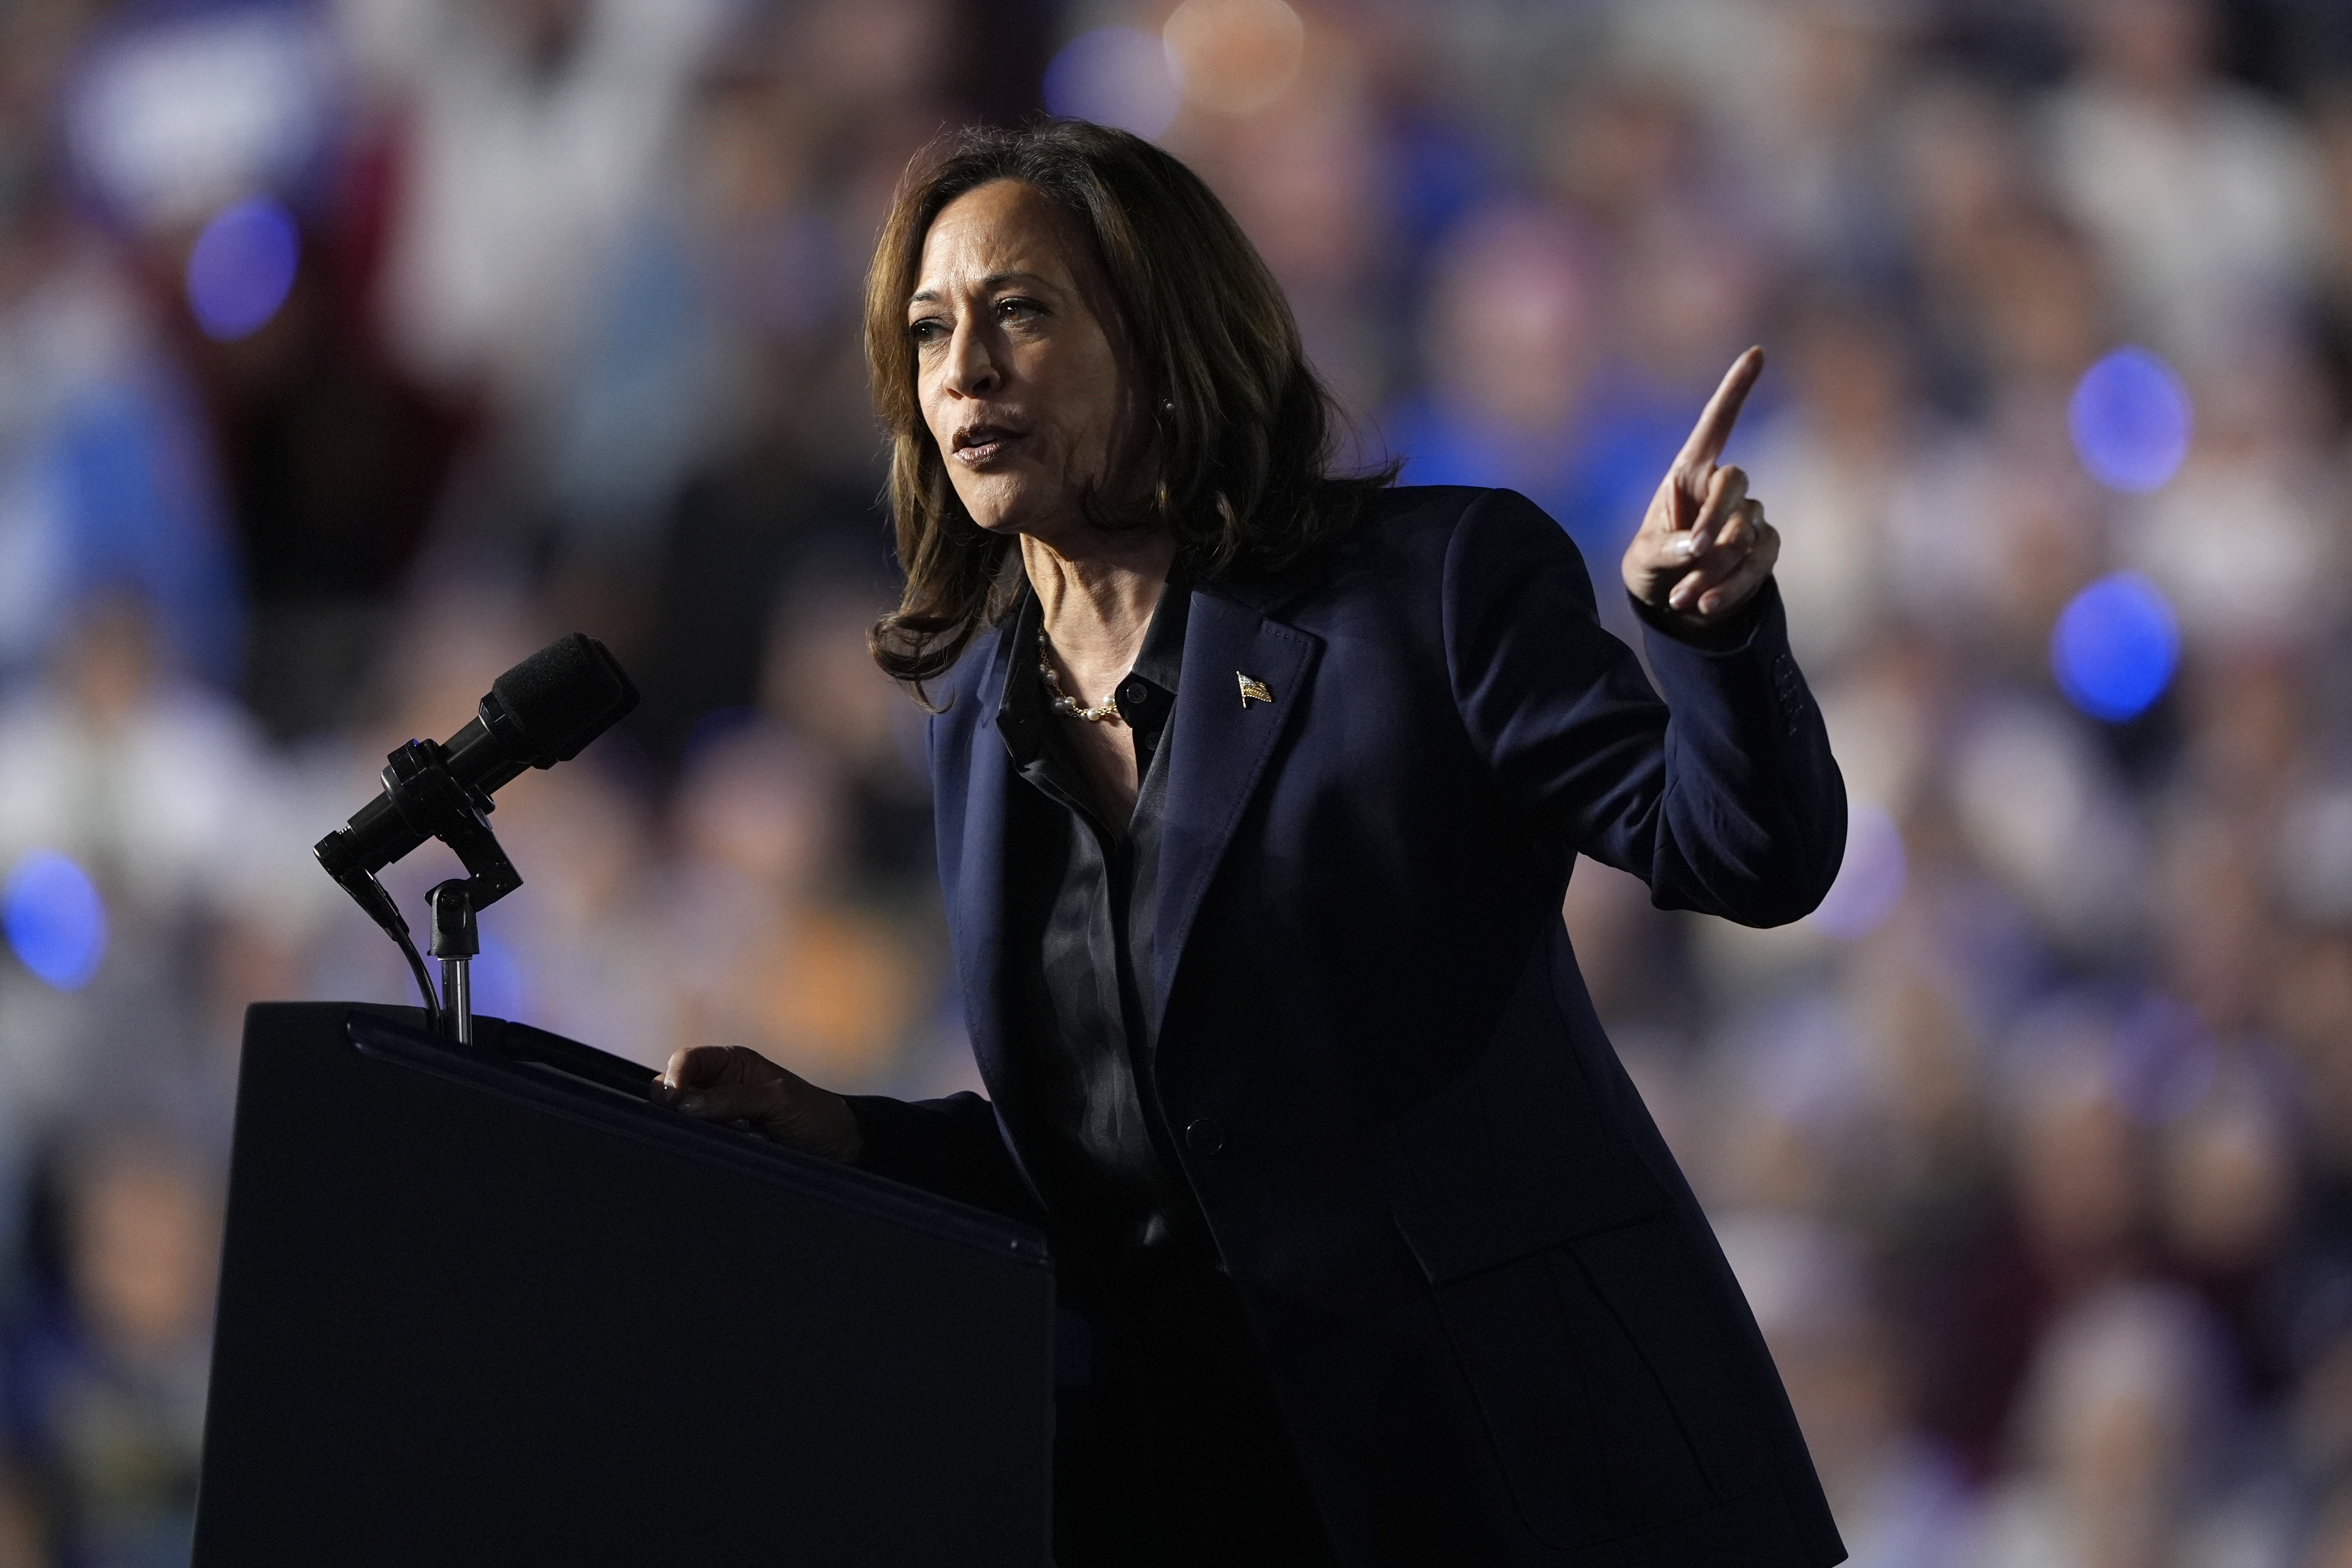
[1674,347,1766,474]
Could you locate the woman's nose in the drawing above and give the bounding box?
[945,321,1002,396]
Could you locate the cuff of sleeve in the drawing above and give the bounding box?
[1638,579,1816,740]
[1628,579,1775,654]
[841,1094,935,1181]
[839,1090,1046,1229]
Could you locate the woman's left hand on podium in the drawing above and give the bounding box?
[653,1045,863,1161]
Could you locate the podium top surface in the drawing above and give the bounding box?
[326,1001,1050,1268]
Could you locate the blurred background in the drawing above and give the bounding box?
[0,0,2345,1561]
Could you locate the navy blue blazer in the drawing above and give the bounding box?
[851,486,1849,1567]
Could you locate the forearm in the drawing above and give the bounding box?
[1440,489,1845,925]
[1636,581,1846,926]
[842,1092,1047,1226]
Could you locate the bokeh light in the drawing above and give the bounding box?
[3,849,108,992]
[2068,346,2192,493]
[468,930,536,1025]
[2111,995,2216,1127]
[1163,0,1305,116]
[1042,27,1182,141]
[1809,801,1906,940]
[2051,572,2180,722]
[185,194,300,341]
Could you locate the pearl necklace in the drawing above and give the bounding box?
[1037,626,1121,722]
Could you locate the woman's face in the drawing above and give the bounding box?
[908,179,1130,544]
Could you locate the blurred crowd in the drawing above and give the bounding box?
[0,0,2347,1561]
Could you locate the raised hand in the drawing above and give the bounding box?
[652,1044,863,1161]
[1620,347,1781,633]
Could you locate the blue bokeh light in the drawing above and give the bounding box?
[2051,572,2180,722]
[2069,346,2192,493]
[185,195,301,341]
[3,850,108,991]
[468,930,536,1025]
[1810,801,1906,940]
[1043,26,1182,141]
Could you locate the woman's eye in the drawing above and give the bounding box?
[996,297,1043,324]
[909,318,947,346]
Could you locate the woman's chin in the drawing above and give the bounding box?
[965,505,1036,539]
[959,488,1078,544]
[954,475,1036,534]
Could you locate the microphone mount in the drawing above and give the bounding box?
[381,738,523,910]
[327,735,523,1042]
[314,632,637,1045]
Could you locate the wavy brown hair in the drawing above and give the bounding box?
[865,120,1393,697]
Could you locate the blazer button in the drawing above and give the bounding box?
[1184,1118,1226,1154]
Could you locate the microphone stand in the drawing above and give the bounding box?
[323,736,525,1044]
[429,882,480,1046]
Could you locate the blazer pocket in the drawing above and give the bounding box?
[1399,1197,1728,1552]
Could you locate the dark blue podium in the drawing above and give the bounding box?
[192,1003,1053,1566]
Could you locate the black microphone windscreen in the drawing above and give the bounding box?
[490,634,639,766]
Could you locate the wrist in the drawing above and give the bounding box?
[1628,588,1763,650]
[765,1088,863,1162]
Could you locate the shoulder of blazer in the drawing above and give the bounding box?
[919,485,1533,710]
[1210,484,1507,617]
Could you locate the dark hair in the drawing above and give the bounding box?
[864,119,1393,697]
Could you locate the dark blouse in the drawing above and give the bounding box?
[991,580,1204,1263]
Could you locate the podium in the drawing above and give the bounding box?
[193,1003,1054,1566]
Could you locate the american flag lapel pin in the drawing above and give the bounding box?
[1237,672,1273,708]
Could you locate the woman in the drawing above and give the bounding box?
[658,121,1848,1568]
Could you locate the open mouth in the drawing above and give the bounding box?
[952,423,1026,464]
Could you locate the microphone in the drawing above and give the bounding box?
[315,632,638,885]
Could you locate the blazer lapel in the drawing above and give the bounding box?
[943,621,1021,1089]
[1150,588,1321,1038]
